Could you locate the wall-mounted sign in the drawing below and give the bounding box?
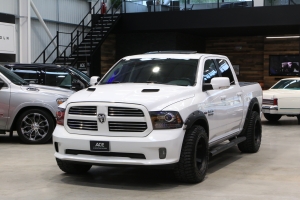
[0,22,15,55]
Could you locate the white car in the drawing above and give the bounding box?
[262,77,300,123]
[53,52,262,183]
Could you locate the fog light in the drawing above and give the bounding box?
[54,142,59,153]
[159,148,167,159]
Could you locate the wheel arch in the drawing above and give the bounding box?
[10,106,56,131]
[240,97,260,136]
[184,111,209,137]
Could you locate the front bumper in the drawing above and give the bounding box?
[53,125,185,166]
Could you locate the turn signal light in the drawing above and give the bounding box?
[56,108,65,125]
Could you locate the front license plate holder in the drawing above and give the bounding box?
[90,141,110,152]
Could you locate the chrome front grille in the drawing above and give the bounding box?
[69,106,97,116]
[108,107,144,117]
[109,122,147,132]
[263,99,273,105]
[67,119,98,131]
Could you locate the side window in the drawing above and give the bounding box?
[216,59,235,84]
[45,68,84,90]
[0,78,8,88]
[13,68,39,84]
[203,59,219,84]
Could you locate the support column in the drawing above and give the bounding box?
[19,0,31,63]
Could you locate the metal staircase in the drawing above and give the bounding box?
[34,0,121,69]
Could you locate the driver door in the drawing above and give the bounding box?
[0,77,10,129]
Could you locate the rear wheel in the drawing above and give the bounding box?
[238,111,262,153]
[56,158,92,174]
[16,109,54,144]
[174,125,209,183]
[263,113,282,122]
[297,115,300,125]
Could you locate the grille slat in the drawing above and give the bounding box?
[108,107,144,117]
[109,122,147,132]
[69,106,97,116]
[67,119,98,131]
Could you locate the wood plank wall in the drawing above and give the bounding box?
[206,36,265,87]
[263,37,300,89]
[101,34,117,76]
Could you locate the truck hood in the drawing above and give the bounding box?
[21,84,75,97]
[263,89,300,99]
[66,83,195,111]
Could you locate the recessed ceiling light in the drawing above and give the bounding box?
[266,36,300,39]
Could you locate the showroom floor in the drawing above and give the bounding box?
[1,116,300,200]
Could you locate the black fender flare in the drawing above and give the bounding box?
[239,97,260,136]
[184,110,209,135]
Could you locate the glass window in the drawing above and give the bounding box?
[13,68,39,84]
[0,77,8,87]
[0,65,28,85]
[216,59,235,84]
[45,68,84,90]
[203,59,219,83]
[271,79,300,90]
[101,58,198,86]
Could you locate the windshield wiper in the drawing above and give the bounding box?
[146,81,158,84]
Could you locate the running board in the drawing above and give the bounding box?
[209,136,246,156]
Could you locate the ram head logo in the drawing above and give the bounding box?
[97,113,106,123]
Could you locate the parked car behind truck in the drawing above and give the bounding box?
[0,65,74,144]
[4,64,100,91]
[53,52,263,183]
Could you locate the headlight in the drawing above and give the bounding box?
[149,111,183,129]
[56,98,68,105]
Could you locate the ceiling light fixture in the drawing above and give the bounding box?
[266,36,300,39]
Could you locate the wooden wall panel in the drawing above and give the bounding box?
[101,34,117,76]
[263,37,300,89]
[206,36,264,86]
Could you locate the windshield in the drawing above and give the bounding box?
[0,65,29,85]
[271,79,300,90]
[100,58,198,86]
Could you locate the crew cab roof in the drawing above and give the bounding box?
[123,53,227,60]
[4,63,70,69]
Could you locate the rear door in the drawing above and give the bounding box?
[0,77,10,129]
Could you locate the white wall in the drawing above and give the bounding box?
[0,0,91,63]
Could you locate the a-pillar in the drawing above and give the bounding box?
[19,0,31,63]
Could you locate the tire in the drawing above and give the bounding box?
[56,158,92,174]
[16,109,54,144]
[238,111,262,153]
[174,126,209,183]
[297,115,300,125]
[263,113,282,122]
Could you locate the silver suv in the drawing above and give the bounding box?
[0,65,74,144]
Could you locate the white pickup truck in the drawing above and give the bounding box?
[53,52,263,183]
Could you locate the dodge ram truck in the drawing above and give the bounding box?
[53,52,263,183]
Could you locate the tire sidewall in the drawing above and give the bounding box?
[16,109,55,144]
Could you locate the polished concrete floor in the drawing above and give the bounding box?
[1,116,300,200]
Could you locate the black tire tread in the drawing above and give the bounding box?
[56,158,92,174]
[174,126,208,183]
[238,111,261,153]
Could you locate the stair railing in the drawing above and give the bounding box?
[34,0,103,64]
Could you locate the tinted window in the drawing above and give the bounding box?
[203,59,219,83]
[0,77,8,87]
[101,58,198,86]
[0,65,28,85]
[12,68,39,84]
[216,59,235,84]
[45,68,85,90]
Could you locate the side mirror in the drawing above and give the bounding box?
[0,81,4,89]
[211,77,230,90]
[90,76,100,85]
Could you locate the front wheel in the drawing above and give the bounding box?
[263,113,282,122]
[238,111,262,153]
[16,109,55,144]
[174,125,209,183]
[56,158,92,174]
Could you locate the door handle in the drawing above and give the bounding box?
[221,95,226,100]
[237,92,242,96]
